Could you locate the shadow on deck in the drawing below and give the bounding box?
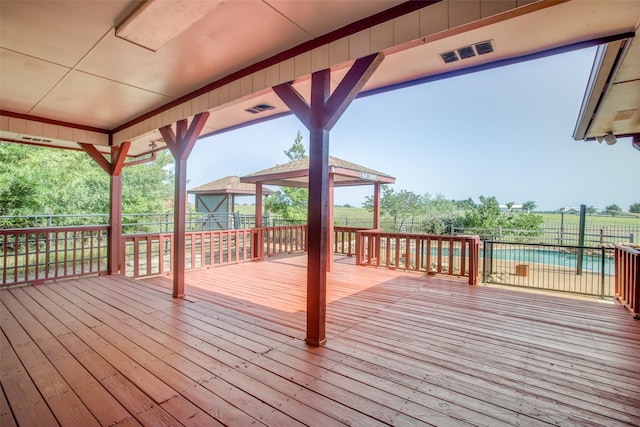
[2,254,639,426]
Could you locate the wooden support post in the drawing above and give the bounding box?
[327,173,334,272]
[159,112,209,298]
[273,53,383,346]
[109,162,123,274]
[255,182,263,259]
[79,142,130,275]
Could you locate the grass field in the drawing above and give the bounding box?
[538,212,640,226]
[236,204,640,227]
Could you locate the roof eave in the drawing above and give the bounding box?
[572,36,634,140]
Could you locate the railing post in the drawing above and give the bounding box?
[635,254,640,318]
[468,237,479,285]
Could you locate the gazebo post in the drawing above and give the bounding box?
[79,142,130,275]
[273,53,383,346]
[159,112,209,298]
[373,182,381,230]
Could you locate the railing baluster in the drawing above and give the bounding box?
[2,232,7,283]
[351,230,480,284]
[0,226,108,286]
[614,245,640,318]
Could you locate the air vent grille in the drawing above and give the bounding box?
[245,104,275,114]
[439,40,495,64]
[19,136,52,143]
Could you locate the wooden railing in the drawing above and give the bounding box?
[123,229,259,278]
[334,226,370,256]
[0,226,108,286]
[262,225,307,257]
[356,230,480,285]
[614,245,640,318]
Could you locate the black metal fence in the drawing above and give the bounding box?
[0,213,271,234]
[454,224,636,246]
[482,241,614,298]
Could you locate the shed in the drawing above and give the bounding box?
[188,176,273,229]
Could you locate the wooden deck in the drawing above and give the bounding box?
[2,254,639,426]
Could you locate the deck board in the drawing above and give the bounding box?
[1,253,639,426]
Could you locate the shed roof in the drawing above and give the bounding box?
[241,156,395,188]
[188,175,273,196]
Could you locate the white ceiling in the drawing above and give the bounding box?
[1,0,639,157]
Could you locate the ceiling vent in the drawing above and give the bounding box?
[457,45,476,59]
[245,104,275,114]
[19,135,52,143]
[440,40,494,64]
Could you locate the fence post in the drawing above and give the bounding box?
[600,247,606,299]
[469,237,479,285]
[631,233,635,244]
[483,240,494,282]
[577,204,586,275]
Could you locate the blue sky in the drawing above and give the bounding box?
[188,46,637,212]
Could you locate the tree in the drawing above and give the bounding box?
[454,198,477,210]
[264,131,308,221]
[122,151,175,213]
[284,131,306,162]
[364,186,424,232]
[522,200,537,213]
[421,193,462,234]
[629,202,640,214]
[460,196,502,230]
[605,204,621,217]
[460,195,542,239]
[0,143,174,228]
[586,206,597,215]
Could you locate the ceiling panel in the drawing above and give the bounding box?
[0,0,136,68]
[0,49,70,113]
[77,0,312,99]
[31,71,171,130]
[267,0,405,37]
[588,80,640,136]
[614,37,640,84]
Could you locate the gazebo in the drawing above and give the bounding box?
[188,176,273,229]
[241,156,395,270]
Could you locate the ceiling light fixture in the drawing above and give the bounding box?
[604,133,617,145]
[116,0,225,51]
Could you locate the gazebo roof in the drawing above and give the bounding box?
[188,175,273,196]
[240,156,395,188]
